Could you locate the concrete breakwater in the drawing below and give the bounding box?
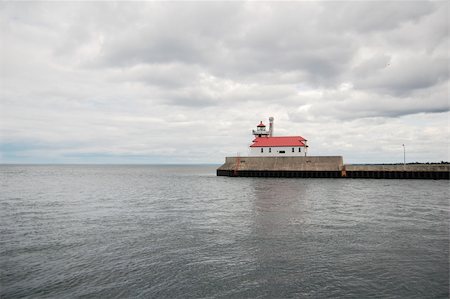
[216,156,450,179]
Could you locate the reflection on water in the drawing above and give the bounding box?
[247,178,449,298]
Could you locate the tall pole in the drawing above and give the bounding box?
[402,144,406,165]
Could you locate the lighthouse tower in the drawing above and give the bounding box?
[252,121,270,137]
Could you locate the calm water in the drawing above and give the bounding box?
[1,165,448,298]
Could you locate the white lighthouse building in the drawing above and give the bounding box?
[249,117,308,157]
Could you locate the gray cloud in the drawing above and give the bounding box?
[353,56,448,96]
[1,1,448,163]
[321,2,434,33]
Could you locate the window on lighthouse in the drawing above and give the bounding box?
[261,148,263,153]
[299,148,301,152]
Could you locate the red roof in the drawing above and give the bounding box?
[250,136,306,147]
[257,121,266,127]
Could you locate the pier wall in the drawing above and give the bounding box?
[218,156,343,171]
[217,156,450,179]
[217,156,343,178]
[342,164,449,179]
[344,164,450,172]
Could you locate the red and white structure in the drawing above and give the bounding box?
[249,117,308,157]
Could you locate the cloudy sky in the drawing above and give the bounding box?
[0,1,448,164]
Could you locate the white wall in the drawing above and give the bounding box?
[249,146,306,157]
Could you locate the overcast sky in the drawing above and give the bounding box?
[0,1,448,164]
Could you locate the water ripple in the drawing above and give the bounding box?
[1,165,448,298]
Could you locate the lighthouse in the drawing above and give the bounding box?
[252,121,270,137]
[249,117,308,157]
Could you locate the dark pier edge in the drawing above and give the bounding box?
[217,169,450,180]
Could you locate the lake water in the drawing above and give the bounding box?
[1,165,448,298]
